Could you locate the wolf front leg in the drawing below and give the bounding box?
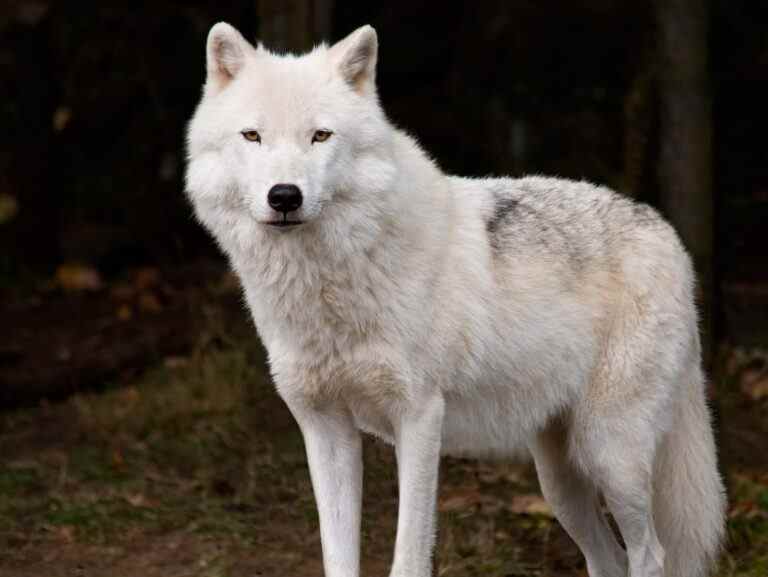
[291,404,363,577]
[389,394,445,577]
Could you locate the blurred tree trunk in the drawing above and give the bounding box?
[622,39,656,200]
[655,0,714,365]
[257,0,334,52]
[0,4,58,274]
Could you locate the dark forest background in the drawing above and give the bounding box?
[2,2,768,576]
[2,1,767,349]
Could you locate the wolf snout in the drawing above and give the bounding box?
[267,183,303,214]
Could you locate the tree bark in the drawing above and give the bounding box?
[623,38,656,200]
[655,0,714,365]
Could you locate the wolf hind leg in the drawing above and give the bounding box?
[530,418,628,577]
[572,406,666,577]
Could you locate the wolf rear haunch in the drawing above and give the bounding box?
[185,22,726,577]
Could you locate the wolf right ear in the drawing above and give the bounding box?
[329,25,378,95]
[206,22,252,94]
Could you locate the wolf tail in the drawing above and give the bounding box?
[652,363,726,577]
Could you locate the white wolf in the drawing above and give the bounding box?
[186,22,725,577]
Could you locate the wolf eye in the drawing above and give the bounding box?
[312,130,333,144]
[241,130,261,143]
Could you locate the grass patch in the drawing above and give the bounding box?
[0,466,40,493]
[2,334,768,575]
[0,333,316,554]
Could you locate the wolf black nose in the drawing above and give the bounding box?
[267,184,303,213]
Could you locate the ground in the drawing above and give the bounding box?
[1,263,768,576]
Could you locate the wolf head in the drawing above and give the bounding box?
[186,23,397,252]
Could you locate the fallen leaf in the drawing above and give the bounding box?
[439,486,484,512]
[110,283,135,302]
[55,263,103,292]
[728,500,764,520]
[133,267,161,291]
[118,386,140,404]
[116,304,132,321]
[739,369,768,401]
[164,356,188,369]
[138,291,163,313]
[476,464,527,485]
[126,493,153,508]
[52,106,72,132]
[508,494,553,517]
[0,193,19,224]
[55,525,75,544]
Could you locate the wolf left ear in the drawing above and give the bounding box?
[206,22,252,94]
[329,25,378,95]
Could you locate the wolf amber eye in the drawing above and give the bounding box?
[242,130,261,143]
[312,130,333,144]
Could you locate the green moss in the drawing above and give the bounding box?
[0,467,40,494]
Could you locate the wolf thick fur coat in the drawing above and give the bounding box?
[186,22,726,577]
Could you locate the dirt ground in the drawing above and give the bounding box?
[1,263,767,576]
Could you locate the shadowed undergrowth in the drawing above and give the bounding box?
[1,323,767,576]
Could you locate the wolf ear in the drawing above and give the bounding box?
[329,25,378,95]
[206,22,251,94]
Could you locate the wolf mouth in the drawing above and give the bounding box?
[265,220,304,228]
